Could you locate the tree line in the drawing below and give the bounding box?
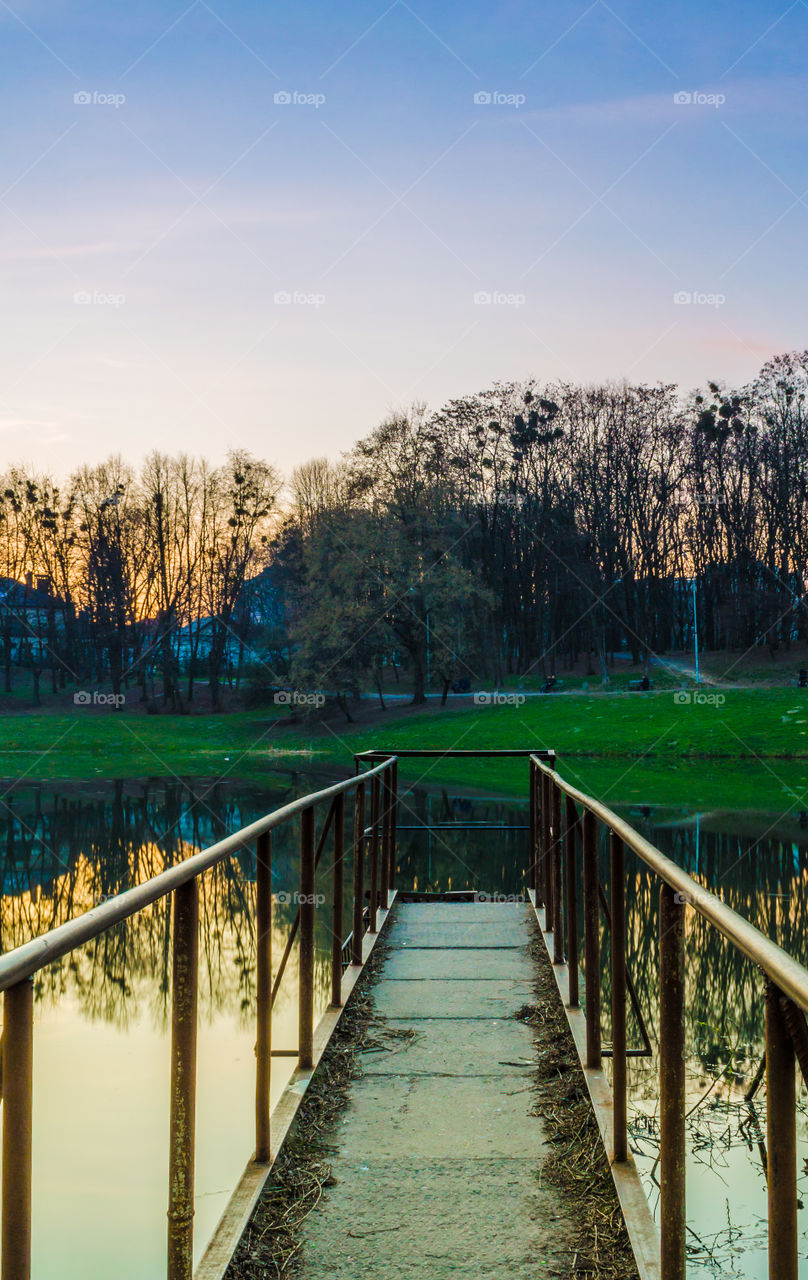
[3,349,808,709]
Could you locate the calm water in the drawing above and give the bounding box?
[0,775,807,1276]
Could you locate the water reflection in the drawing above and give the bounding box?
[3,778,808,1277]
[602,807,808,1278]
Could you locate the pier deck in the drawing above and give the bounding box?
[296,900,576,1278]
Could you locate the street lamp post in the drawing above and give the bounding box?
[692,578,700,684]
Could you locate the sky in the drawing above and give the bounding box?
[1,0,807,476]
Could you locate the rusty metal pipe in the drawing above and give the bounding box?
[529,755,808,1018]
[167,879,199,1280]
[0,760,395,997]
[610,832,627,1162]
[542,773,553,928]
[582,808,601,1069]
[659,882,686,1280]
[379,770,390,910]
[298,807,315,1069]
[255,832,272,1163]
[368,778,379,933]
[331,793,345,1007]
[2,979,33,1280]
[552,782,563,964]
[565,797,579,1008]
[529,759,537,900]
[766,980,798,1280]
[389,762,398,893]
[352,784,365,966]
[270,797,336,1009]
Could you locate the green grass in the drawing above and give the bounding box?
[1,687,808,809]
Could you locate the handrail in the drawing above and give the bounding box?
[529,753,807,1280]
[357,748,557,759]
[0,758,394,995]
[530,754,808,1013]
[0,754,398,1280]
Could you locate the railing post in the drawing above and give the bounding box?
[529,759,537,900]
[168,879,198,1280]
[659,882,686,1280]
[389,761,398,893]
[331,793,345,1007]
[2,978,33,1280]
[582,809,601,1069]
[299,806,315,1070]
[379,769,390,911]
[766,980,798,1280]
[565,797,579,1007]
[542,772,553,927]
[552,781,563,964]
[368,777,380,933]
[610,832,627,1161]
[255,833,272,1163]
[352,783,365,966]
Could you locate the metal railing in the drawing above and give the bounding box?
[0,756,399,1280]
[530,754,808,1280]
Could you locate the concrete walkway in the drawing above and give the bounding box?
[298,901,575,1278]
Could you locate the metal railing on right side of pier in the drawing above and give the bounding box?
[530,754,808,1280]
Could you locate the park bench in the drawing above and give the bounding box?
[628,677,653,691]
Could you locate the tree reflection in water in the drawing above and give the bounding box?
[3,778,808,1274]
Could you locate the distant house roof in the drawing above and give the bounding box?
[0,577,63,612]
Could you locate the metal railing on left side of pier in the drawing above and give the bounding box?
[0,756,400,1280]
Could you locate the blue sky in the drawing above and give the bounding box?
[1,0,806,472]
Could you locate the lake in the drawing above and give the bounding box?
[0,772,806,1277]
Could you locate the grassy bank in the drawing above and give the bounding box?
[1,687,807,809]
